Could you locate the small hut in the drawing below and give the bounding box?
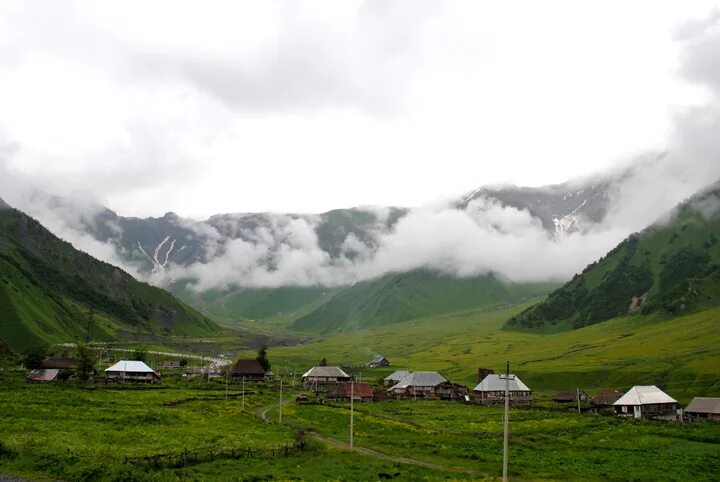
[473,374,532,405]
[366,355,390,368]
[613,385,680,421]
[26,369,59,383]
[685,397,720,422]
[105,360,160,383]
[553,389,589,404]
[326,382,374,402]
[302,366,351,388]
[41,356,77,370]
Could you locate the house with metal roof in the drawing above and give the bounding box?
[387,371,464,400]
[302,366,351,388]
[105,360,160,383]
[383,370,411,386]
[230,359,269,381]
[26,369,59,383]
[613,386,680,421]
[473,374,532,405]
[685,397,720,421]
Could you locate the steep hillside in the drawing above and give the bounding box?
[507,181,720,330]
[291,270,556,333]
[0,201,220,351]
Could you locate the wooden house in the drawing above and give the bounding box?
[553,389,589,404]
[591,389,623,407]
[326,382,374,402]
[473,374,533,405]
[685,397,720,421]
[383,370,411,387]
[613,386,680,421]
[387,371,463,400]
[302,366,351,388]
[105,360,160,383]
[41,356,77,370]
[230,359,269,381]
[366,355,390,368]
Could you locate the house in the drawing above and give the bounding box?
[613,385,680,421]
[365,355,390,368]
[473,374,533,405]
[41,356,77,370]
[162,360,182,369]
[326,382,374,402]
[186,365,221,380]
[591,389,623,406]
[26,369,59,383]
[685,397,720,421]
[383,370,411,387]
[302,366,351,388]
[105,360,160,383]
[553,389,589,404]
[230,359,269,381]
[387,371,464,400]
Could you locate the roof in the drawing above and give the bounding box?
[389,371,447,389]
[105,360,156,373]
[328,382,374,398]
[41,357,77,369]
[27,369,59,382]
[591,389,623,405]
[371,355,388,363]
[553,389,586,401]
[473,374,531,392]
[231,359,266,375]
[384,370,411,382]
[302,366,350,378]
[685,397,720,415]
[613,386,678,406]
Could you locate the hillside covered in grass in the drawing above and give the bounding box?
[0,199,220,351]
[507,180,720,330]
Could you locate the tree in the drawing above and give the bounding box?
[132,348,147,362]
[319,357,327,367]
[256,344,270,372]
[75,343,96,382]
[21,346,47,369]
[179,358,188,368]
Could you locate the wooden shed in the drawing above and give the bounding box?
[553,389,589,404]
[302,366,351,388]
[685,397,720,421]
[230,359,268,381]
[591,389,623,406]
[326,382,374,402]
[366,355,390,368]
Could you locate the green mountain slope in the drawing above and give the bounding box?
[0,201,220,351]
[291,270,557,333]
[507,181,720,331]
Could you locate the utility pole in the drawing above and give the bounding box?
[503,361,510,482]
[225,368,229,399]
[350,375,355,449]
[279,377,283,423]
[242,376,245,410]
[576,387,581,414]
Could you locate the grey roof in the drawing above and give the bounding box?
[105,360,156,373]
[384,370,411,382]
[389,371,447,390]
[685,397,720,414]
[371,355,388,363]
[473,374,531,392]
[302,366,350,378]
[613,386,677,406]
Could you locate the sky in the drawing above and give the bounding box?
[0,1,718,218]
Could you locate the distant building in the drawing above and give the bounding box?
[302,366,351,388]
[473,374,533,405]
[326,382,374,402]
[613,386,680,421]
[553,389,589,404]
[365,356,390,368]
[685,397,720,422]
[26,369,59,383]
[162,360,182,369]
[105,360,160,383]
[186,365,221,380]
[383,370,411,387]
[591,389,623,407]
[41,356,77,370]
[387,371,464,400]
[230,359,269,381]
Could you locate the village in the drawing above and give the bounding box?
[23,351,720,424]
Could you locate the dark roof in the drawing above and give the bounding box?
[328,383,374,398]
[685,397,720,415]
[231,359,266,375]
[41,357,77,369]
[553,389,586,402]
[591,389,623,405]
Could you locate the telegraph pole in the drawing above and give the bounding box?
[350,376,355,449]
[576,387,581,414]
[242,375,245,410]
[503,361,510,482]
[279,377,283,423]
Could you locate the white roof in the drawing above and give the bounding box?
[105,360,156,373]
[613,386,677,406]
[302,366,350,378]
[384,370,411,382]
[389,371,447,390]
[473,374,531,392]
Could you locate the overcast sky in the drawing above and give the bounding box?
[0,1,718,218]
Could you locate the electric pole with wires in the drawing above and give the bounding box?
[502,361,514,482]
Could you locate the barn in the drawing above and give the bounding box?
[613,385,680,421]
[685,397,720,422]
[326,382,374,402]
[473,374,532,405]
[230,359,269,381]
[302,366,351,388]
[105,360,160,383]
